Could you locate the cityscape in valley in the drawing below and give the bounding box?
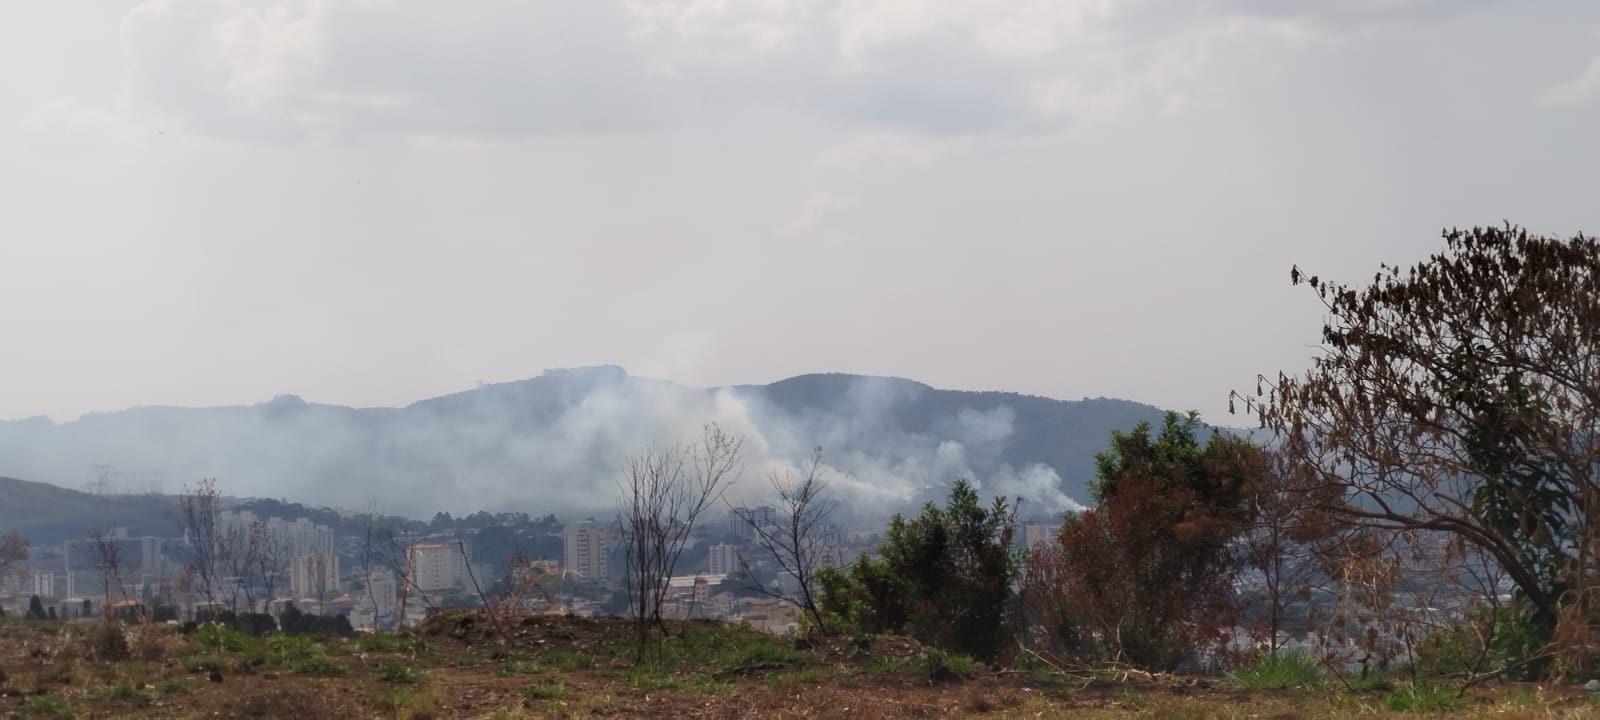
[0,370,1094,636]
[4,0,1599,716]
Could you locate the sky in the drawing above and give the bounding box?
[2,0,1598,424]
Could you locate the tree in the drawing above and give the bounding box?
[1236,225,1600,659]
[1236,449,1341,653]
[28,595,47,620]
[818,479,1018,661]
[88,528,126,622]
[0,531,26,585]
[178,479,225,613]
[732,447,837,632]
[1033,412,1256,670]
[617,424,743,658]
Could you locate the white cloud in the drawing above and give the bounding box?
[1542,54,1600,106]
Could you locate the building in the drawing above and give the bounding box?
[361,571,397,619]
[448,537,472,587]
[707,543,740,575]
[1023,522,1059,549]
[290,553,341,600]
[406,543,454,593]
[727,506,779,539]
[562,519,610,582]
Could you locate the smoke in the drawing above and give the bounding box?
[0,367,1098,522]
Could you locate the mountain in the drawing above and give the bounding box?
[0,476,179,545]
[0,368,1182,523]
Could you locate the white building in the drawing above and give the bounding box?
[361,571,397,619]
[407,543,454,593]
[290,553,341,600]
[708,543,740,575]
[562,519,610,582]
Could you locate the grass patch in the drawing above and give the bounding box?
[1232,652,1322,690]
[251,634,345,677]
[356,632,434,655]
[920,648,981,681]
[1385,683,1465,713]
[156,677,187,696]
[377,660,419,684]
[522,682,568,700]
[540,649,595,670]
[19,696,73,718]
[623,668,736,694]
[496,658,540,677]
[98,680,151,705]
[373,687,443,716]
[194,623,248,653]
[764,665,832,688]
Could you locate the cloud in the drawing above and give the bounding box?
[1541,54,1600,106]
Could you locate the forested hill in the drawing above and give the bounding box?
[0,368,1183,522]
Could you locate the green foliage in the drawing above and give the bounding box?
[495,659,539,677]
[1384,683,1465,713]
[920,648,981,682]
[19,695,72,718]
[194,623,247,652]
[1415,603,1543,681]
[251,634,345,676]
[1037,411,1255,670]
[279,603,355,637]
[539,649,595,670]
[817,479,1018,660]
[155,677,186,696]
[1231,652,1322,690]
[377,660,419,684]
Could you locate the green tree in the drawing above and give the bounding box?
[818,479,1018,660]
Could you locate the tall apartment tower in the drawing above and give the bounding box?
[406,543,454,592]
[562,519,610,582]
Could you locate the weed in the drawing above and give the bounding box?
[377,660,419,684]
[920,648,980,682]
[195,623,248,653]
[1384,683,1465,713]
[764,665,831,687]
[19,696,72,718]
[156,677,187,696]
[496,659,539,677]
[357,632,434,656]
[99,680,151,704]
[540,650,594,670]
[1232,652,1322,690]
[252,635,345,677]
[1118,687,1148,709]
[522,682,567,700]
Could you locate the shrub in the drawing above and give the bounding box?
[156,677,187,696]
[377,661,418,684]
[522,683,567,700]
[1232,652,1322,690]
[921,648,981,682]
[195,623,247,653]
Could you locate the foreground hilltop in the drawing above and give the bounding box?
[0,369,1176,520]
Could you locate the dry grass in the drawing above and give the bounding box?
[3,614,1599,718]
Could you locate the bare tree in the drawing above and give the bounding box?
[0,531,27,586]
[87,528,125,622]
[1237,449,1339,654]
[733,447,837,632]
[252,521,290,614]
[359,509,434,629]
[618,423,742,657]
[178,479,225,615]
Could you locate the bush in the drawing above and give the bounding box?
[194,623,248,653]
[1232,652,1322,690]
[921,648,981,682]
[1415,603,1543,681]
[19,696,72,718]
[377,661,418,684]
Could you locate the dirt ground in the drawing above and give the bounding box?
[2,612,1598,719]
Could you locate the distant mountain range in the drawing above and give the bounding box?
[0,367,1186,526]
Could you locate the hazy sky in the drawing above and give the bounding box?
[3,0,1598,423]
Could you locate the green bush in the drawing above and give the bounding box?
[195,623,248,652]
[1416,603,1543,680]
[377,661,418,684]
[1232,652,1322,690]
[920,648,981,682]
[156,677,187,696]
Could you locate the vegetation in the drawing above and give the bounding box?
[1232,652,1322,690]
[817,479,1018,661]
